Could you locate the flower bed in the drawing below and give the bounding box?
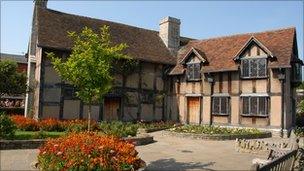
[10,115,98,132]
[137,121,178,133]
[99,121,138,137]
[166,125,271,140]
[38,132,145,170]
[171,125,261,135]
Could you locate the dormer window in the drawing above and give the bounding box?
[241,57,267,78]
[186,63,201,81]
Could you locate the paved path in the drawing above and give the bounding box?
[137,131,266,170]
[0,131,267,170]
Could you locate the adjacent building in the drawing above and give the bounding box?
[26,1,302,135]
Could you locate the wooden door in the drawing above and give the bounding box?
[104,98,120,121]
[187,97,200,124]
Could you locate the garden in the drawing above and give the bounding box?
[0,113,176,140]
[166,124,271,140]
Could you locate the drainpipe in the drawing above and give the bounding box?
[278,68,285,137]
[207,73,214,126]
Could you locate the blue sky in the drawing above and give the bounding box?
[1,1,303,59]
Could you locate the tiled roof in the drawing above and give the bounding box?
[0,53,27,64]
[170,27,298,75]
[36,7,176,65]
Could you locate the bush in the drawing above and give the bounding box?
[294,127,304,137]
[10,115,98,132]
[39,118,65,132]
[99,121,138,137]
[38,132,145,170]
[10,115,39,131]
[137,121,177,130]
[170,125,261,135]
[0,112,17,139]
[63,119,99,132]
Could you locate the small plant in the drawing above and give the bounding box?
[39,118,64,132]
[99,121,138,137]
[170,125,261,135]
[10,115,39,131]
[294,127,304,137]
[0,112,17,139]
[137,121,177,130]
[38,132,145,170]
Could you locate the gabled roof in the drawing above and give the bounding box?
[180,47,208,64]
[233,36,274,60]
[35,7,176,65]
[170,27,299,75]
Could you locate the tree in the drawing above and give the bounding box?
[0,60,27,96]
[47,26,129,130]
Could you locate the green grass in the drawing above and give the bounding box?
[10,130,66,140]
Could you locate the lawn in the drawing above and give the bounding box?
[11,131,66,140]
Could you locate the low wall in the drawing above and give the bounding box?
[235,138,298,154]
[163,130,272,140]
[0,134,154,150]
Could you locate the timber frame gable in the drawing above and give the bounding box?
[233,36,274,61]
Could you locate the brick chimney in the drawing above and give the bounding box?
[35,0,48,8]
[159,16,181,55]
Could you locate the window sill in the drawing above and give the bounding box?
[212,114,229,116]
[187,79,201,82]
[241,114,268,118]
[241,76,268,80]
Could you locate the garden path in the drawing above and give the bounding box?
[136,131,266,170]
[1,130,268,171]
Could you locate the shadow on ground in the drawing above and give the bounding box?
[144,158,215,171]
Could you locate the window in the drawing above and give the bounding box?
[242,96,268,116]
[187,63,201,81]
[241,58,267,78]
[292,63,302,81]
[212,97,229,115]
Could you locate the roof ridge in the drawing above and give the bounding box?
[190,26,295,43]
[42,7,159,33]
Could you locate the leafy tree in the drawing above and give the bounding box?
[0,60,27,96]
[47,26,129,130]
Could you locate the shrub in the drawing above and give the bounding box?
[170,125,261,135]
[99,121,138,137]
[10,115,39,131]
[63,119,99,132]
[294,127,304,137]
[0,112,17,139]
[38,132,145,170]
[10,115,98,132]
[39,118,65,132]
[137,121,177,130]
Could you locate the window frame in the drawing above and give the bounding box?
[241,56,268,79]
[186,62,201,81]
[212,96,230,116]
[241,96,269,117]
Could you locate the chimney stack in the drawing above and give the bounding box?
[159,16,181,55]
[35,0,48,8]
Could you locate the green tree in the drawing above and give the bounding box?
[47,26,129,130]
[0,60,27,96]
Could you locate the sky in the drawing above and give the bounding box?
[0,1,303,60]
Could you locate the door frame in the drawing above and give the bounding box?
[186,95,202,124]
[103,97,122,121]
